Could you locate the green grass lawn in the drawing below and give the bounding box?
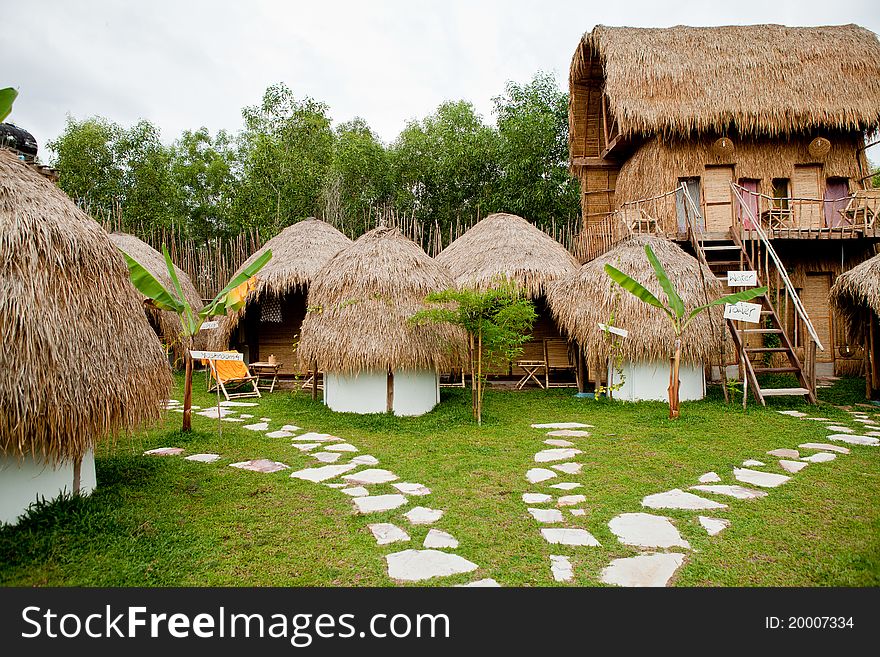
[2,373,878,587]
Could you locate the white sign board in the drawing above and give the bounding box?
[723,301,762,324]
[199,321,219,330]
[189,350,243,361]
[598,323,629,338]
[727,270,758,287]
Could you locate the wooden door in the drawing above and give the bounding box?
[737,178,760,229]
[801,273,833,363]
[823,178,850,228]
[703,166,734,232]
[792,165,821,229]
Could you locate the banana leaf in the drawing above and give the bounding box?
[0,88,17,123]
[121,250,184,313]
[682,286,768,330]
[645,244,685,320]
[604,264,673,321]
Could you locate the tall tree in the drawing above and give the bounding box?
[116,120,178,234]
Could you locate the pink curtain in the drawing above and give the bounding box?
[824,179,850,227]
[737,179,759,229]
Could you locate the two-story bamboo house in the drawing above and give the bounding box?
[569,24,880,402]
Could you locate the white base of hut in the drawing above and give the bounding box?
[324,369,440,416]
[607,360,706,402]
[0,450,96,526]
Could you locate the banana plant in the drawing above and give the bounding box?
[604,243,766,419]
[120,245,272,431]
[0,87,17,122]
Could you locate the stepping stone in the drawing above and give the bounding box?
[260,417,271,421]
[535,448,582,463]
[853,418,876,424]
[243,422,269,431]
[552,462,583,475]
[690,485,768,500]
[799,442,850,454]
[343,469,398,485]
[350,455,380,466]
[289,463,358,482]
[292,443,321,452]
[280,425,302,432]
[221,417,245,422]
[369,523,410,545]
[528,508,564,523]
[404,506,444,525]
[230,459,288,473]
[523,492,553,504]
[777,410,807,417]
[190,405,201,410]
[219,401,259,407]
[827,433,879,446]
[803,417,831,421]
[825,425,854,433]
[144,447,184,456]
[734,468,790,488]
[240,414,254,419]
[325,483,347,489]
[546,429,591,437]
[326,443,358,452]
[767,448,800,459]
[313,452,342,463]
[293,432,342,442]
[642,489,727,510]
[457,578,500,587]
[699,516,730,536]
[698,472,721,483]
[531,422,591,429]
[608,513,690,549]
[600,553,685,587]
[742,459,765,467]
[802,452,836,463]
[867,431,880,437]
[386,550,477,582]
[569,509,586,517]
[779,459,808,473]
[550,555,574,582]
[423,529,459,549]
[197,407,234,418]
[341,486,369,497]
[550,482,581,490]
[557,494,586,507]
[265,430,294,438]
[544,438,574,447]
[353,494,408,514]
[393,482,431,496]
[526,468,557,483]
[184,453,220,463]
[540,528,600,547]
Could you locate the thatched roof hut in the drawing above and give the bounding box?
[109,232,206,355]
[211,218,351,352]
[830,252,880,344]
[297,226,466,375]
[547,235,724,366]
[0,150,171,466]
[435,212,579,299]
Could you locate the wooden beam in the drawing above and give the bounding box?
[601,93,609,154]
[570,156,618,168]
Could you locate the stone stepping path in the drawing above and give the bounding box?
[733,468,790,488]
[799,442,850,454]
[531,422,592,429]
[544,438,574,447]
[779,459,808,473]
[528,508,564,523]
[550,482,582,490]
[698,516,729,536]
[526,468,557,483]
[767,448,799,459]
[541,528,600,546]
[698,472,721,483]
[600,553,685,587]
[369,523,409,545]
[534,448,582,463]
[290,463,358,482]
[691,484,767,500]
[802,452,836,463]
[343,468,398,485]
[424,529,458,549]
[144,447,184,456]
[242,422,270,431]
[825,425,854,433]
[546,429,591,437]
[557,494,586,507]
[550,555,573,582]
[341,486,369,497]
[742,459,765,467]
[827,433,879,446]
[354,494,408,514]
[404,506,444,525]
[386,550,478,582]
[642,488,727,511]
[552,462,584,475]
[523,493,552,504]
[608,512,690,549]
[313,452,342,463]
[457,578,501,587]
[230,459,288,473]
[185,453,221,463]
[392,482,431,496]
[265,430,294,438]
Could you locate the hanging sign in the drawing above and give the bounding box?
[726,270,758,287]
[199,321,219,330]
[598,323,629,338]
[723,301,762,324]
[189,350,243,361]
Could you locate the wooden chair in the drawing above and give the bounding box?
[206,353,261,401]
[839,189,880,229]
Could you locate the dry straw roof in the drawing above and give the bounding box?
[0,150,171,464]
[830,252,880,344]
[547,235,724,364]
[211,218,352,348]
[297,226,466,373]
[435,213,579,299]
[109,232,206,353]
[571,24,880,138]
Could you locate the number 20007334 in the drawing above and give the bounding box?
[765,616,854,629]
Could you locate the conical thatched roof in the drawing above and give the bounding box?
[435,213,579,299]
[109,232,206,354]
[211,218,352,349]
[547,235,724,364]
[0,151,171,465]
[830,252,880,344]
[297,226,466,373]
[570,24,880,139]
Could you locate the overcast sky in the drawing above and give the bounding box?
[4,0,880,159]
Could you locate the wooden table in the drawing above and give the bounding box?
[249,361,282,393]
[516,360,547,389]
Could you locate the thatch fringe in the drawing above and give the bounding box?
[435,213,579,299]
[830,252,880,344]
[571,24,880,139]
[547,235,724,364]
[0,151,171,464]
[297,226,467,373]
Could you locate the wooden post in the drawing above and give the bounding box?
[72,457,82,496]
[576,346,586,394]
[386,368,394,413]
[668,339,681,419]
[183,350,193,432]
[311,361,318,401]
[807,338,817,398]
[870,313,878,395]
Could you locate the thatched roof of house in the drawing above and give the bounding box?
[435,213,579,299]
[109,232,206,354]
[830,252,880,344]
[570,24,880,138]
[211,218,352,349]
[547,235,724,364]
[0,151,171,464]
[297,226,466,373]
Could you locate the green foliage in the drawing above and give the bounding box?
[0,87,18,122]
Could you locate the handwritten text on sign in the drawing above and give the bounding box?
[598,323,629,338]
[189,350,243,361]
[727,270,758,286]
[199,321,219,330]
[723,301,762,324]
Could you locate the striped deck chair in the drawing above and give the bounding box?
[205,352,261,401]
